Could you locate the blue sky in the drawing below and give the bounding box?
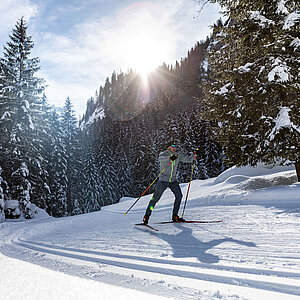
[0,0,221,117]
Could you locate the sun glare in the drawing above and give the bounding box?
[126,40,157,79]
[116,3,173,82]
[123,30,168,79]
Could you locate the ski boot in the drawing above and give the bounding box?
[172,214,185,222]
[143,214,150,225]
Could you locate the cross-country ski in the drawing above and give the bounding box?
[135,223,159,231]
[154,219,223,224]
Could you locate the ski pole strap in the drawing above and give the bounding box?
[124,161,172,215]
[181,150,198,218]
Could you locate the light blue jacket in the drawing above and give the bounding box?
[158,150,194,182]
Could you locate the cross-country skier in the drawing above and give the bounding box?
[143,140,199,224]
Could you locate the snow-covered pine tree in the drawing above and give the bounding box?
[0,166,5,222]
[46,110,67,216]
[96,131,118,206]
[128,117,158,195]
[179,111,208,180]
[203,0,300,180]
[30,93,51,209]
[113,124,133,200]
[71,128,85,215]
[61,97,80,214]
[80,126,102,213]
[0,18,47,216]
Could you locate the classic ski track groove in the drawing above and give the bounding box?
[9,234,300,297]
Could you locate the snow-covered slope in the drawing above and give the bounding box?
[0,164,299,300]
[80,105,105,130]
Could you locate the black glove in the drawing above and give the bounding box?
[194,149,201,156]
[169,155,178,161]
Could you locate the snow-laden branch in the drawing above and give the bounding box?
[268,58,290,82]
[250,11,275,28]
[283,11,300,30]
[268,107,300,142]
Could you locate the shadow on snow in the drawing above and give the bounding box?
[147,223,256,264]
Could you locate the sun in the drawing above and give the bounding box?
[122,26,170,79]
[124,34,163,79]
[115,3,173,80]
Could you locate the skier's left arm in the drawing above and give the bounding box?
[178,153,195,163]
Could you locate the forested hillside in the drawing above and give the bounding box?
[79,38,225,209]
[0,19,224,218]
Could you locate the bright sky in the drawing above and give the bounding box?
[0,0,221,117]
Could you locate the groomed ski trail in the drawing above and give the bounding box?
[1,165,300,299]
[1,203,300,300]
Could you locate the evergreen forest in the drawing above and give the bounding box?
[0,0,299,219]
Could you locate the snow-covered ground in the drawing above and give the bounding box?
[0,164,300,300]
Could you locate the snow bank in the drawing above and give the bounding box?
[4,203,51,222]
[188,163,299,206]
[214,163,294,184]
[237,171,297,190]
[31,204,52,220]
[245,183,300,202]
[119,197,135,203]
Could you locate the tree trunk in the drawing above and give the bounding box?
[295,162,300,182]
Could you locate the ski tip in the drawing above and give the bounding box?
[134,223,159,231]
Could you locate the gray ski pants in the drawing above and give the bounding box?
[145,181,183,217]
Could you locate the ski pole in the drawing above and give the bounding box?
[181,149,198,218]
[124,161,172,215]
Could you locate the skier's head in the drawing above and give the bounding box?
[167,140,176,153]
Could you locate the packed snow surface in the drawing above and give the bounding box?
[0,164,299,299]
